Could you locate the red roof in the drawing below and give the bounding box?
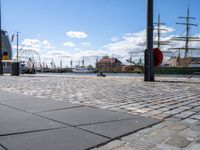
[99,58,116,63]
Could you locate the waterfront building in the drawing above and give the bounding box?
[167,57,200,67]
[188,58,200,67]
[96,56,122,72]
[1,30,12,60]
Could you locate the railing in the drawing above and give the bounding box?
[188,72,200,79]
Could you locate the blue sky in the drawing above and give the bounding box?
[2,0,200,66]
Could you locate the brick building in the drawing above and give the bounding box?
[96,56,122,72]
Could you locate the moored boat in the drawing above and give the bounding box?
[72,66,96,73]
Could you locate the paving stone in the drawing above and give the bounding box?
[179,128,200,138]
[0,98,81,113]
[0,105,66,136]
[164,117,182,122]
[114,144,137,150]
[165,110,182,115]
[191,122,200,131]
[178,106,191,111]
[196,138,200,143]
[128,139,156,150]
[181,118,199,125]
[38,107,137,126]
[80,117,159,139]
[140,113,153,117]
[156,128,178,137]
[149,147,162,150]
[190,115,200,120]
[165,135,192,148]
[97,140,125,150]
[136,127,154,135]
[167,123,189,131]
[0,127,109,150]
[143,132,169,144]
[186,144,200,150]
[0,76,199,150]
[122,132,144,142]
[97,143,136,150]
[189,108,200,112]
[174,111,195,119]
[157,143,181,150]
[152,122,167,130]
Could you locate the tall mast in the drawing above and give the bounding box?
[129,52,133,63]
[16,32,19,61]
[171,5,200,59]
[185,7,190,58]
[154,13,169,49]
[157,14,161,48]
[82,57,84,66]
[70,58,73,68]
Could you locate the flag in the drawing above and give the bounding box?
[11,34,15,42]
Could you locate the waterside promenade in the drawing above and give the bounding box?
[0,75,200,150]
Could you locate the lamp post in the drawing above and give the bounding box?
[0,0,3,75]
[145,0,154,81]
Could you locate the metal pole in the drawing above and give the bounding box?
[0,0,3,75]
[158,14,160,49]
[16,32,19,61]
[145,0,154,81]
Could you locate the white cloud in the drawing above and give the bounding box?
[103,27,180,64]
[42,40,55,49]
[104,30,146,58]
[12,45,41,52]
[63,42,75,47]
[45,50,70,57]
[22,39,42,48]
[75,48,81,52]
[111,36,120,42]
[21,39,54,51]
[81,42,91,46]
[66,31,88,39]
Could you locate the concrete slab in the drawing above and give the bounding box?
[0,90,40,101]
[0,105,67,136]
[79,117,160,139]
[38,107,138,126]
[0,146,5,150]
[0,127,110,150]
[0,98,81,113]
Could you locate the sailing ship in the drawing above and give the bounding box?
[72,57,96,73]
[169,5,200,66]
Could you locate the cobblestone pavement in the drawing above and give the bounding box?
[0,75,200,150]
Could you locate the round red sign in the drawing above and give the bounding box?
[154,48,163,67]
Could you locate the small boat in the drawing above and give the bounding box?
[97,72,106,77]
[72,66,96,73]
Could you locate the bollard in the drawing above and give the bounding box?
[11,62,20,76]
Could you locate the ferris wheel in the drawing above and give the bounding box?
[19,49,42,68]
